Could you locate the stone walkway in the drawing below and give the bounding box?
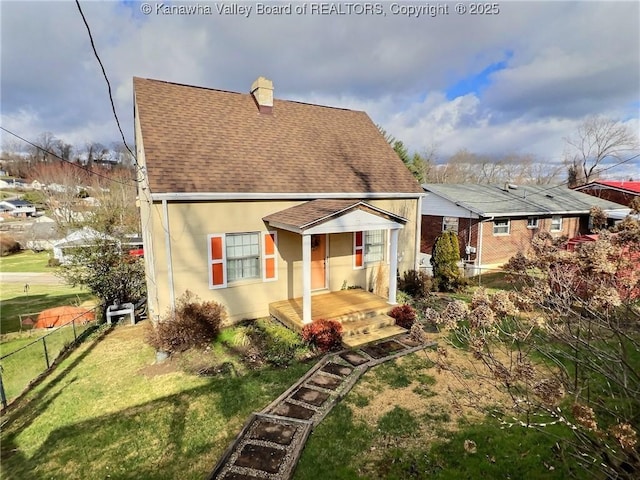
[207,335,437,480]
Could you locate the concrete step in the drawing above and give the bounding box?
[340,313,397,336]
[342,324,408,349]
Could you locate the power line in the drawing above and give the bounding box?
[74,0,138,168]
[0,126,135,187]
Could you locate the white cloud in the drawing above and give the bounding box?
[1,0,638,179]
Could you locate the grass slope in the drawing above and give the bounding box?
[0,323,312,480]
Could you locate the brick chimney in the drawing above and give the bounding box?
[250,76,273,114]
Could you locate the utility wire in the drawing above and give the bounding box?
[0,126,135,187]
[74,0,138,169]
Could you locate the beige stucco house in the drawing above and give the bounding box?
[134,76,424,328]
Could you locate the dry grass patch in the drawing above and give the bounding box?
[348,343,514,460]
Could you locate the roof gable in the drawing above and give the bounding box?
[134,77,423,196]
[263,199,407,234]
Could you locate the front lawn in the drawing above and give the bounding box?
[0,250,52,273]
[0,322,313,480]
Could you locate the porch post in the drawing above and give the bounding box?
[388,228,399,305]
[302,233,312,324]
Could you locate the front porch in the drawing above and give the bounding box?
[269,289,407,348]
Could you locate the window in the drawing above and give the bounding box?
[209,231,277,288]
[364,230,385,263]
[550,216,563,232]
[226,233,260,282]
[354,230,386,268]
[527,217,539,229]
[442,217,459,232]
[493,219,510,235]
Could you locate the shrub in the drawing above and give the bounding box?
[389,304,417,329]
[302,319,343,352]
[145,291,226,354]
[0,235,21,256]
[430,231,463,292]
[252,318,307,366]
[47,257,61,267]
[398,269,432,298]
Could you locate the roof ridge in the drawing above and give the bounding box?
[134,76,361,112]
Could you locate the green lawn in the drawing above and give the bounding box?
[0,250,52,273]
[0,321,97,402]
[0,284,95,334]
[0,320,584,480]
[0,323,313,480]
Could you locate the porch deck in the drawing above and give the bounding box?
[269,289,407,348]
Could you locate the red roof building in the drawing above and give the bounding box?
[575,180,640,207]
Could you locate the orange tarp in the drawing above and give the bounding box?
[35,306,95,329]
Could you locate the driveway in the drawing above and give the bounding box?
[0,272,65,285]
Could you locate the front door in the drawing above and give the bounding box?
[311,234,326,290]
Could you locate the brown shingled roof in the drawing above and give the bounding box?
[134,77,423,195]
[263,199,407,231]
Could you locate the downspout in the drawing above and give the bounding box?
[162,199,176,313]
[415,196,423,270]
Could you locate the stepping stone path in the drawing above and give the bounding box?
[208,334,437,480]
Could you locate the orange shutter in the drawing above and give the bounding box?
[209,234,226,288]
[263,231,277,281]
[354,231,364,269]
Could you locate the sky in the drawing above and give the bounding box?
[1,0,639,178]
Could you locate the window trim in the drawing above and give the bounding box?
[492,219,510,236]
[550,216,563,232]
[527,217,539,229]
[442,216,459,232]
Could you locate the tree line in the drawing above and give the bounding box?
[382,115,639,187]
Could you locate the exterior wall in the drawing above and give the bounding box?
[579,187,637,207]
[144,197,419,324]
[480,215,583,267]
[420,214,480,263]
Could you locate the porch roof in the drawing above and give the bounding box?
[263,199,407,234]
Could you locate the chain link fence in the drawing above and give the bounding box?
[0,306,100,409]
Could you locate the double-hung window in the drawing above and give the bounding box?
[226,233,260,282]
[364,230,385,263]
[550,216,563,232]
[527,217,539,229]
[209,231,277,289]
[354,230,385,268]
[493,219,510,235]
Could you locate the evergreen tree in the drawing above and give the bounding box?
[430,231,462,291]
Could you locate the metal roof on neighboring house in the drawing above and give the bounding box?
[422,184,627,217]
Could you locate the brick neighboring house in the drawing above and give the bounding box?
[574,180,640,207]
[134,76,424,326]
[421,184,627,272]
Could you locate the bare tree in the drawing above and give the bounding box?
[565,116,640,186]
[440,226,640,478]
